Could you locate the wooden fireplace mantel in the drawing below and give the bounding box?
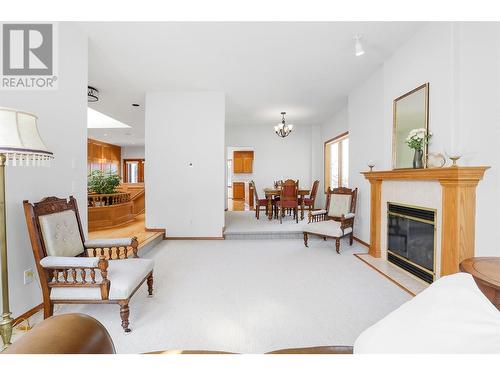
[361,166,490,276]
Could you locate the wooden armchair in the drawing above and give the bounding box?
[303,187,358,253]
[275,179,299,223]
[23,196,154,332]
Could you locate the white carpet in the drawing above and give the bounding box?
[224,211,307,234]
[56,238,411,353]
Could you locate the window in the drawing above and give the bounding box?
[324,132,349,191]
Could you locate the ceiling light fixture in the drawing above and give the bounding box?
[354,35,365,57]
[274,112,293,138]
[87,86,99,102]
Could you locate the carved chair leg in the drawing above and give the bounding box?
[256,206,259,219]
[349,232,354,246]
[43,301,54,319]
[147,273,154,297]
[323,237,327,241]
[303,232,308,247]
[335,238,340,254]
[119,303,131,333]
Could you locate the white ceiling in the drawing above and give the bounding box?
[80,22,425,146]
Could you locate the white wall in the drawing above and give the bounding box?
[334,22,500,256]
[348,70,385,242]
[226,124,314,200]
[0,23,88,316]
[145,92,225,237]
[122,145,145,160]
[454,23,500,256]
[317,107,349,208]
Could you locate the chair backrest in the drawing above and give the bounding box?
[250,180,259,201]
[326,187,358,218]
[23,196,86,263]
[280,179,298,202]
[309,180,320,199]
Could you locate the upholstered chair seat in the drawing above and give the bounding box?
[302,220,353,238]
[256,198,268,206]
[303,197,314,206]
[276,200,297,208]
[43,257,154,300]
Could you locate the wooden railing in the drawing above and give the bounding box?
[88,192,131,207]
[88,185,145,231]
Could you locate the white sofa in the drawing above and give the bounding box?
[354,273,500,353]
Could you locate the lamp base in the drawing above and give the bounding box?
[0,312,13,350]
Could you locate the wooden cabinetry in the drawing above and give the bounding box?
[233,151,254,173]
[232,182,245,199]
[88,138,121,176]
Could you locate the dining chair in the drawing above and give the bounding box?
[301,180,320,212]
[250,180,270,219]
[275,179,299,223]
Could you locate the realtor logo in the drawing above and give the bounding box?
[1,23,58,89]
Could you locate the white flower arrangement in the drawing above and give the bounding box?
[405,128,432,150]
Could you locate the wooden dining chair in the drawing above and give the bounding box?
[250,180,270,219]
[301,180,320,211]
[275,179,299,223]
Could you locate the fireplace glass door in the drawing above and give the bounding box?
[387,203,435,283]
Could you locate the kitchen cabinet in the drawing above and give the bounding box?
[232,182,245,199]
[233,151,254,173]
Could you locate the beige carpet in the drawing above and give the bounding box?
[56,237,411,353]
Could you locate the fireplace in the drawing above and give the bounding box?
[387,203,436,283]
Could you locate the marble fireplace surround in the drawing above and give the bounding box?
[362,167,489,277]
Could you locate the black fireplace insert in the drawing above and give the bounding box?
[387,203,436,283]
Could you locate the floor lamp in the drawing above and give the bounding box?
[0,108,53,350]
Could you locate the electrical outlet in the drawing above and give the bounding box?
[24,268,34,285]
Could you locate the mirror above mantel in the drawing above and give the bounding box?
[392,83,429,169]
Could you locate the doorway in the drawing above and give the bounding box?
[123,158,145,183]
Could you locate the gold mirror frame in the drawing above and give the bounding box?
[392,83,429,169]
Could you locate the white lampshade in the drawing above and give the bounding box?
[0,107,53,166]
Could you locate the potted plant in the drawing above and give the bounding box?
[405,128,432,169]
[88,170,121,206]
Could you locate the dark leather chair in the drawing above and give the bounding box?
[3,313,115,354]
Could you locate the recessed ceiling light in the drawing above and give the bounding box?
[354,35,365,57]
[132,103,140,107]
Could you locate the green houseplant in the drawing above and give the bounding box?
[88,170,121,194]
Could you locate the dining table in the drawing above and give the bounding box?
[263,187,311,221]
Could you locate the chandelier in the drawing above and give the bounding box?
[274,111,293,138]
[88,86,99,102]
